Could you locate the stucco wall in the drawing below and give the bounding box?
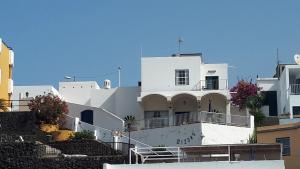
[0,40,12,103]
[130,123,203,147]
[257,125,300,169]
[201,123,253,145]
[141,56,202,92]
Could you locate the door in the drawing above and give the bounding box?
[81,110,93,125]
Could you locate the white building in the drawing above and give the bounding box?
[13,53,254,147]
[257,64,300,123]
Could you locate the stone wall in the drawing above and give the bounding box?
[48,140,122,156]
[0,111,37,134]
[1,156,127,169]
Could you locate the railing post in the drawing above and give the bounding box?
[94,130,98,140]
[74,117,80,132]
[178,147,180,163]
[129,148,132,164]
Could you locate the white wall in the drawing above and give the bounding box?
[67,102,124,131]
[201,123,253,145]
[12,85,61,111]
[130,123,203,147]
[141,56,202,92]
[59,81,100,105]
[257,78,279,91]
[200,64,228,90]
[104,161,285,169]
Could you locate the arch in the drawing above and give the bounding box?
[141,94,169,111]
[171,93,198,113]
[81,110,94,125]
[200,93,227,113]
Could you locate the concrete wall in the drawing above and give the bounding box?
[59,81,100,105]
[141,56,202,92]
[201,123,253,145]
[0,39,13,105]
[104,161,285,169]
[130,123,203,147]
[67,103,124,131]
[12,86,61,111]
[258,124,300,169]
[200,64,228,90]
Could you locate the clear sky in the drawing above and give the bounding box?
[1,0,300,88]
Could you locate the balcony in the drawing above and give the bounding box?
[290,84,300,95]
[8,79,13,94]
[9,50,14,67]
[192,79,228,91]
[138,111,251,130]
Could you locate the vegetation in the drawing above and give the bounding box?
[124,115,136,131]
[246,95,265,127]
[0,99,8,112]
[230,80,261,109]
[72,130,95,140]
[28,94,69,125]
[230,80,265,143]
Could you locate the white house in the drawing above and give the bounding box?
[12,53,254,147]
[257,63,300,124]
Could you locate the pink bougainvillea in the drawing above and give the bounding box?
[230,80,261,109]
[28,94,69,124]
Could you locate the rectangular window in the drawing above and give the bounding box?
[205,76,219,90]
[144,111,169,129]
[276,137,290,156]
[293,106,300,115]
[175,69,189,85]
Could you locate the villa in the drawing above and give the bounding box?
[12,53,254,147]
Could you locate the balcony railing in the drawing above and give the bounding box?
[290,84,300,95]
[139,111,250,130]
[192,79,228,91]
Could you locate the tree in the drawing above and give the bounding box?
[28,94,69,125]
[0,99,8,112]
[246,95,265,127]
[230,80,261,109]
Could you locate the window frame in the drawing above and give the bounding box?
[276,137,291,156]
[175,69,189,86]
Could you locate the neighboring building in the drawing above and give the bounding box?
[0,38,14,110]
[257,122,300,169]
[13,53,254,147]
[12,85,61,111]
[257,64,300,120]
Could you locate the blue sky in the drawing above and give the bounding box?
[1,1,300,88]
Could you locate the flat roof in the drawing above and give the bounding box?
[257,122,300,133]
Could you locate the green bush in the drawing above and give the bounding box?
[72,130,95,140]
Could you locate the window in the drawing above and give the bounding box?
[175,69,189,85]
[205,76,219,90]
[144,111,169,129]
[293,106,300,115]
[276,137,290,156]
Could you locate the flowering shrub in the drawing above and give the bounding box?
[230,80,261,109]
[28,94,69,125]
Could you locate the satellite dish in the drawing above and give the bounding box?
[294,54,300,65]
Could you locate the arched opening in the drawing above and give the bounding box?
[141,94,169,129]
[81,110,93,125]
[200,93,227,113]
[171,93,198,125]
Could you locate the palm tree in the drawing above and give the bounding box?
[124,115,137,163]
[0,99,8,112]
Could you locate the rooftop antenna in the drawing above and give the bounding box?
[276,48,280,65]
[177,37,184,56]
[118,66,121,87]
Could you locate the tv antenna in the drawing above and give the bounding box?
[177,37,184,56]
[276,48,280,65]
